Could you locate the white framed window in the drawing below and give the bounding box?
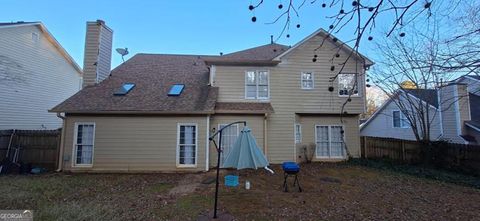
[392,110,410,128]
[301,72,314,89]
[177,123,198,167]
[315,125,345,159]
[218,124,239,166]
[295,124,302,144]
[73,123,95,166]
[245,70,269,99]
[338,73,359,96]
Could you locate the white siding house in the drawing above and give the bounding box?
[360,92,443,141]
[361,83,472,144]
[0,22,82,130]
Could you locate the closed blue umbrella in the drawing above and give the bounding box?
[209,121,273,219]
[222,126,269,169]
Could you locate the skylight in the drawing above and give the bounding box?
[114,83,135,96]
[168,84,185,96]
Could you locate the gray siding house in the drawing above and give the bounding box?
[0,22,83,130]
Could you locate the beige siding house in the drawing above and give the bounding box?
[51,28,372,172]
[0,22,82,130]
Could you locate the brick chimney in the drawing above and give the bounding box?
[82,20,113,88]
[438,83,471,143]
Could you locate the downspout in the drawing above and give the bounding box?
[56,113,66,172]
[264,113,268,158]
[205,115,210,172]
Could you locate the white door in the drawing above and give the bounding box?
[218,124,239,167]
[315,125,345,159]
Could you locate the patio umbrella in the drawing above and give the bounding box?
[209,121,273,219]
[222,126,269,170]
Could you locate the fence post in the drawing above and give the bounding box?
[55,130,61,170]
[401,140,405,162]
[363,137,368,159]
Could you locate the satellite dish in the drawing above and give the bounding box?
[115,48,129,62]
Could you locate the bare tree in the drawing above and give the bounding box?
[369,22,470,142]
[438,1,480,75]
[248,0,439,78]
[246,1,456,126]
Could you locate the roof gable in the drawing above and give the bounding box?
[0,21,82,75]
[274,28,373,66]
[361,89,438,130]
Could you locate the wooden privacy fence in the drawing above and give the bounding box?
[361,136,480,175]
[0,129,61,170]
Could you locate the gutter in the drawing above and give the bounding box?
[56,113,66,172]
[204,60,281,66]
[48,110,216,115]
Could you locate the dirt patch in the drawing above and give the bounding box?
[168,173,205,197]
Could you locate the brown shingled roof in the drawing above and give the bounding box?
[203,43,289,65]
[50,43,289,114]
[404,89,439,108]
[215,102,274,114]
[50,54,218,114]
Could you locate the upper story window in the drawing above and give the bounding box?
[392,110,410,128]
[245,71,269,99]
[338,73,358,96]
[301,72,314,89]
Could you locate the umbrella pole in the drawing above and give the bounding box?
[213,131,222,219]
[209,121,245,219]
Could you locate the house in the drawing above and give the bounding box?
[0,21,83,130]
[360,81,475,144]
[456,75,480,143]
[50,26,373,172]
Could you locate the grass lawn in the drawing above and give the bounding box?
[1,163,480,220]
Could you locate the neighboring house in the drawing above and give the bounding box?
[0,21,83,130]
[360,81,475,144]
[50,27,373,172]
